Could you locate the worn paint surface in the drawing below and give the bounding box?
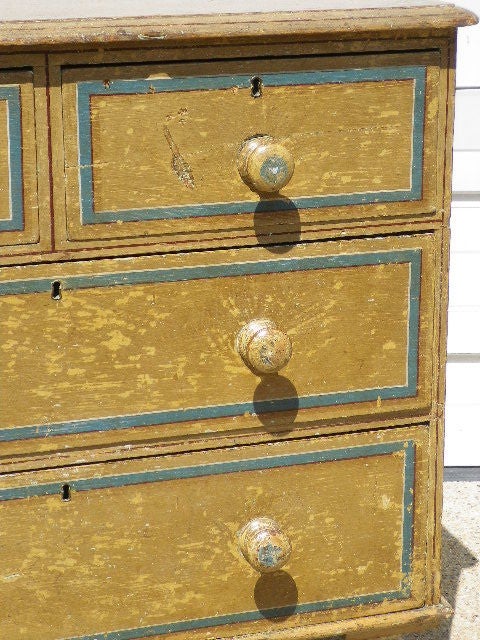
[0,426,428,639]
[163,125,195,189]
[0,234,434,442]
[237,517,292,573]
[0,98,13,221]
[79,69,421,216]
[0,15,463,640]
[58,51,440,246]
[0,3,475,47]
[235,319,293,375]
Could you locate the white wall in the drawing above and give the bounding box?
[445,0,480,465]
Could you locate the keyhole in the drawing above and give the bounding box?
[251,76,263,98]
[51,281,62,300]
[61,484,71,501]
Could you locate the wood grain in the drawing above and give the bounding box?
[0,0,472,21]
[428,33,458,605]
[0,4,475,50]
[0,100,10,220]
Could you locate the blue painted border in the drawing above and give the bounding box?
[0,248,421,442]
[0,440,415,639]
[0,86,24,231]
[76,66,426,224]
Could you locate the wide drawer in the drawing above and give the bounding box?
[0,234,435,450]
[56,50,440,251]
[0,425,429,640]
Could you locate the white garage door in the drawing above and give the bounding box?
[446,0,480,466]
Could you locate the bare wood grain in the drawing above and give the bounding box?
[0,5,475,50]
[0,69,36,244]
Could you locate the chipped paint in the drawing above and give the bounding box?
[163,125,195,189]
[74,65,426,225]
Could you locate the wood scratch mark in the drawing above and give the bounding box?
[163,125,195,189]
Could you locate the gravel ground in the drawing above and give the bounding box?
[403,479,480,640]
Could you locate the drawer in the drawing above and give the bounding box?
[0,233,435,453]
[55,50,440,252]
[0,64,49,254]
[0,425,429,640]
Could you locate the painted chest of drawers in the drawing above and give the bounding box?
[0,2,476,639]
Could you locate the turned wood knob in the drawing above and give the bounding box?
[237,135,295,193]
[237,517,292,573]
[235,319,292,375]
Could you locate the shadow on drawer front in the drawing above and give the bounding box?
[0,234,434,448]
[0,425,428,640]
[56,51,440,250]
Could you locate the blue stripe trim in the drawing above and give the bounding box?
[0,386,414,443]
[0,86,24,231]
[407,256,421,397]
[76,66,426,224]
[0,440,414,639]
[62,592,407,640]
[0,440,406,499]
[0,249,420,442]
[402,440,416,580]
[0,247,420,294]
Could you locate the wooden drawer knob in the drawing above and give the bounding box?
[237,517,292,573]
[237,135,295,193]
[236,319,292,375]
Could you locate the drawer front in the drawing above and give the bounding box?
[57,51,439,249]
[0,68,46,251]
[0,234,434,446]
[0,426,429,640]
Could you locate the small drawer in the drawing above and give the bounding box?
[0,425,429,640]
[0,64,49,255]
[55,50,440,252]
[0,233,434,451]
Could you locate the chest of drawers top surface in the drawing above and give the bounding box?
[0,4,476,640]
